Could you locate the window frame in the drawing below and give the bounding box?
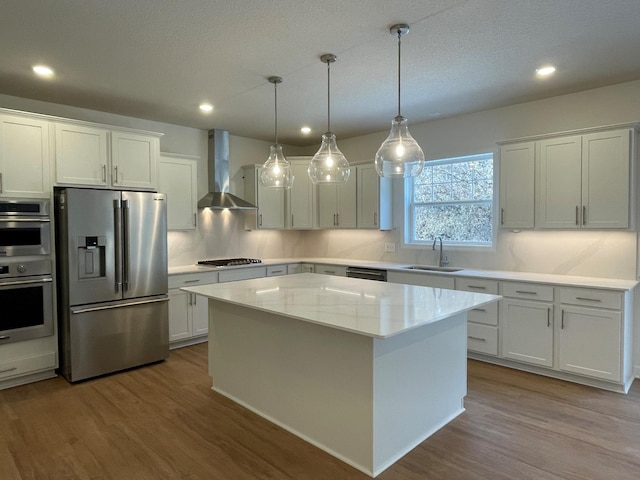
[403,152,497,249]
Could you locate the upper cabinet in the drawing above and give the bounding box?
[287,157,316,229]
[536,129,631,229]
[54,122,160,191]
[356,164,392,230]
[317,171,357,229]
[243,165,285,230]
[499,142,535,229]
[0,114,51,198]
[158,153,198,230]
[499,125,635,230]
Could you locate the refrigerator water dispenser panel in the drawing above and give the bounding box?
[77,236,106,279]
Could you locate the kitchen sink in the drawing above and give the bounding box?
[404,265,463,273]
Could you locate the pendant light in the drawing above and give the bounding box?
[260,76,294,189]
[308,54,350,184]
[375,24,425,178]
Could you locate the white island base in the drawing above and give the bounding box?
[207,299,468,477]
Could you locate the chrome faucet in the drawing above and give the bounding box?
[432,236,449,267]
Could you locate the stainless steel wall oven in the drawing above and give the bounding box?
[0,259,54,344]
[0,198,51,256]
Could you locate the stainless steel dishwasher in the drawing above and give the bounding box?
[346,266,387,282]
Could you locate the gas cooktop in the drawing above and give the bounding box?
[197,258,262,267]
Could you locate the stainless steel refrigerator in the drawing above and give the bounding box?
[55,187,169,382]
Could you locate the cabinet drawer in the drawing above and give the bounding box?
[0,351,56,380]
[501,282,553,301]
[467,302,498,326]
[456,277,499,294]
[314,264,347,276]
[168,272,219,289]
[267,265,288,277]
[218,267,266,283]
[467,323,498,356]
[558,287,622,310]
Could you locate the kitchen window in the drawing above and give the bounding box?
[405,153,494,247]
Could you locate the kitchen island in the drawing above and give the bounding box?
[182,273,500,477]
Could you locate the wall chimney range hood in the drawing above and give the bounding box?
[198,129,257,209]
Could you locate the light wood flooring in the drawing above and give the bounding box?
[1,343,639,479]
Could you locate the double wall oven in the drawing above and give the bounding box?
[0,198,54,345]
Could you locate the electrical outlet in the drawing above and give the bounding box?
[385,242,396,253]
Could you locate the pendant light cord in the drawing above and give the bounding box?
[327,59,331,133]
[274,80,278,144]
[397,29,402,117]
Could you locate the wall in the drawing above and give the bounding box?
[306,79,640,281]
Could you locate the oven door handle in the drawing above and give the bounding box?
[0,277,52,287]
[0,217,50,222]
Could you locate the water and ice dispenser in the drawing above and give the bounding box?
[77,236,106,279]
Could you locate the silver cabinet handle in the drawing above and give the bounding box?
[259,213,263,226]
[0,335,11,340]
[500,207,504,225]
[333,213,337,226]
[547,307,551,327]
[194,212,197,227]
[582,206,586,226]
[515,290,538,295]
[575,297,601,302]
[271,269,284,274]
[0,172,3,193]
[468,336,487,342]
[188,293,193,306]
[575,206,579,226]
[291,214,294,227]
[467,285,486,290]
[324,270,336,275]
[336,213,339,226]
[561,309,565,329]
[113,165,119,184]
[193,294,197,306]
[471,308,486,312]
[183,279,201,284]
[102,164,107,183]
[374,212,378,226]
[0,367,17,374]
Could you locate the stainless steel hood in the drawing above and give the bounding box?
[198,129,257,209]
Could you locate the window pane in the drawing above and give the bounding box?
[413,203,493,244]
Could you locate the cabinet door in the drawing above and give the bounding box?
[581,129,630,229]
[501,299,553,367]
[499,142,534,229]
[191,294,209,337]
[0,115,50,197]
[111,131,158,190]
[357,164,378,228]
[536,135,582,228]
[337,173,357,228]
[257,175,285,228]
[168,289,192,342]
[55,123,109,187]
[558,305,621,381]
[288,159,315,229]
[317,184,339,228]
[158,155,198,230]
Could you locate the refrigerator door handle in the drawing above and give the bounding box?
[122,199,130,292]
[114,198,123,293]
[70,296,169,314]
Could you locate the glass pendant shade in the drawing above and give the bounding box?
[308,132,350,184]
[261,144,294,188]
[260,76,293,189]
[374,115,424,178]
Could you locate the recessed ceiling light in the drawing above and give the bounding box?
[535,65,556,77]
[199,103,214,113]
[32,65,54,77]
[300,126,311,134]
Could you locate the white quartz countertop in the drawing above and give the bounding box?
[181,273,500,339]
[169,258,638,291]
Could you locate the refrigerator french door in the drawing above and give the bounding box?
[55,187,169,382]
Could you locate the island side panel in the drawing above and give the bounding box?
[207,299,376,476]
[372,312,468,476]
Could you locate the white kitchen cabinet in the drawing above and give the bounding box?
[266,265,288,276]
[287,157,316,229]
[456,277,499,356]
[536,129,630,229]
[218,266,266,283]
[0,335,57,390]
[54,122,160,190]
[314,264,347,276]
[158,153,198,230]
[243,165,285,230]
[498,142,534,229]
[0,114,51,198]
[317,173,356,228]
[356,164,392,230]
[168,271,218,348]
[501,298,554,367]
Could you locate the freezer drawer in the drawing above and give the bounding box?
[63,296,168,382]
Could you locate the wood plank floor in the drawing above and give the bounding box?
[1,343,639,479]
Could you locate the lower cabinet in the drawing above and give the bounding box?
[456,277,499,356]
[501,298,553,367]
[314,264,347,276]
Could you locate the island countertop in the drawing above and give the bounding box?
[182,272,500,339]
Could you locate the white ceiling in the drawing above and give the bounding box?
[2,0,640,146]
